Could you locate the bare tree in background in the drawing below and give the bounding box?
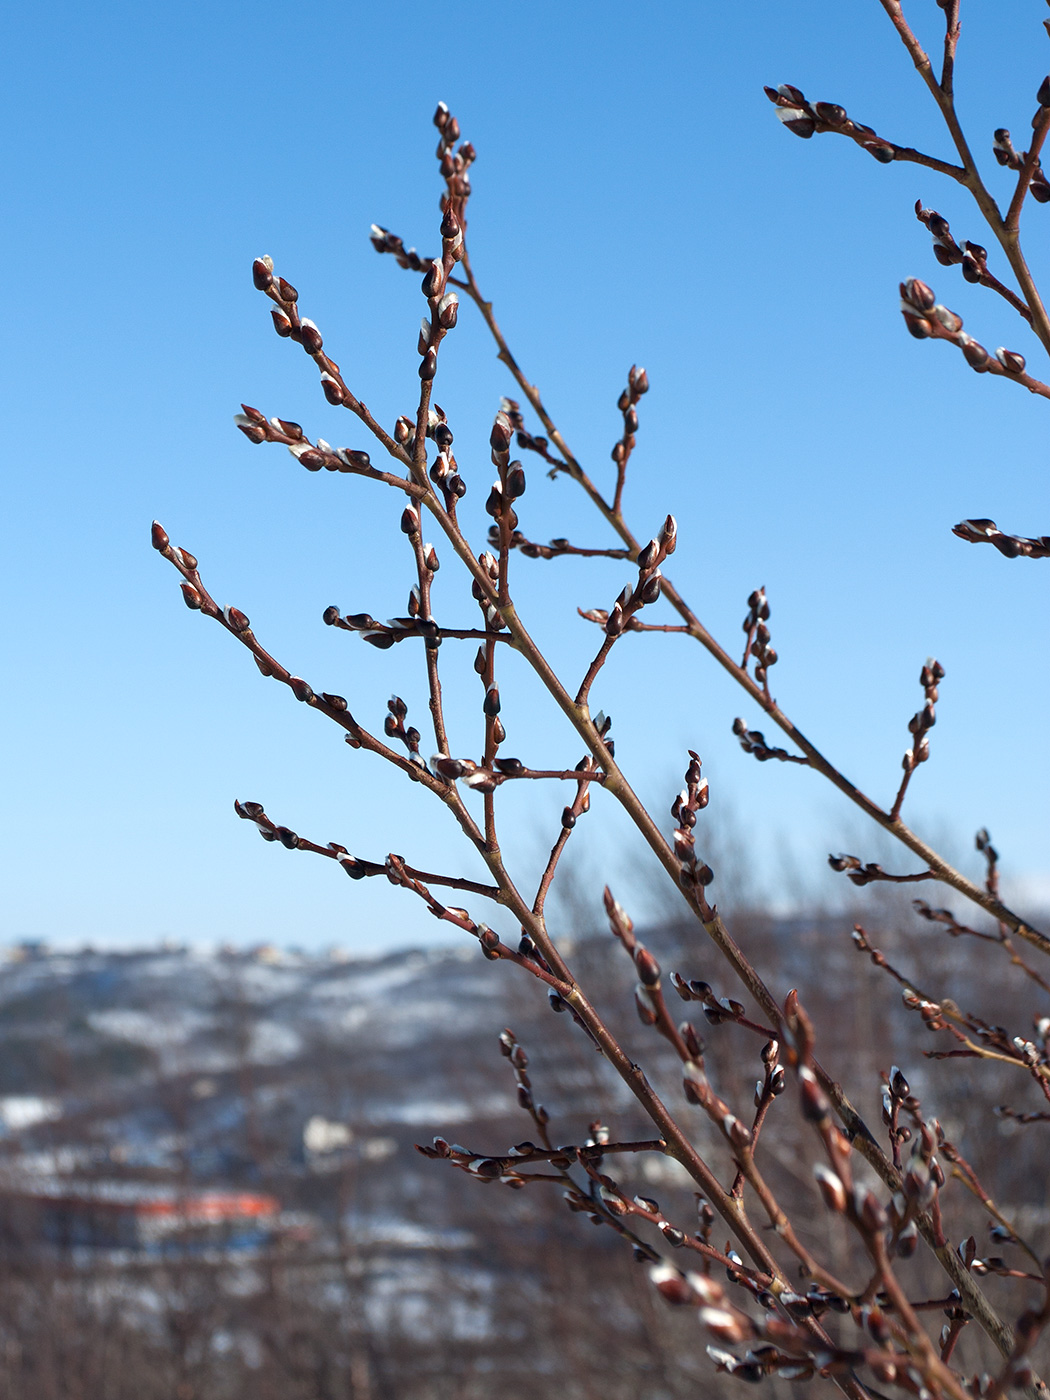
[155,4,1050,1396]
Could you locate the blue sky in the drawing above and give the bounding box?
[4,1,1047,951]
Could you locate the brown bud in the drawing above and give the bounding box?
[863,139,895,163]
[636,540,660,574]
[634,945,661,987]
[649,1265,694,1305]
[779,111,816,139]
[901,312,932,340]
[814,101,846,125]
[679,1022,705,1059]
[603,888,635,949]
[252,258,274,291]
[437,293,458,329]
[896,1220,918,1257]
[485,483,503,519]
[299,320,323,354]
[682,1059,710,1107]
[699,1305,753,1344]
[271,309,292,337]
[799,1067,831,1125]
[434,756,471,779]
[996,347,1026,375]
[489,414,513,454]
[320,373,345,404]
[180,583,202,610]
[421,260,445,299]
[224,606,251,633]
[723,1114,752,1152]
[813,1164,847,1214]
[634,985,658,1026]
[639,573,662,605]
[902,277,936,311]
[419,347,438,381]
[151,520,170,551]
[853,1186,888,1234]
[468,1157,502,1179]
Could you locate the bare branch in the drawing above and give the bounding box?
[952,518,1050,559]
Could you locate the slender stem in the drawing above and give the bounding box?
[509,768,606,783]
[734,1144,856,1302]
[868,1233,973,1400]
[456,250,1049,955]
[890,767,915,822]
[1006,107,1050,233]
[297,844,503,902]
[380,262,1042,1368]
[974,265,1034,325]
[239,125,1048,1379]
[533,764,594,918]
[575,635,616,708]
[482,630,498,851]
[469,838,784,1279]
[623,621,692,634]
[943,1158,1043,1270]
[879,0,1050,356]
[380,240,1040,1380]
[408,526,450,758]
[940,0,960,94]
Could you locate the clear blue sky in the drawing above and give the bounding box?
[4,1,1047,951]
